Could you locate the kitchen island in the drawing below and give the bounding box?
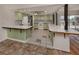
[48,25,79,52]
[2,26,32,43]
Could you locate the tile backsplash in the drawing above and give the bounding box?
[34,20,52,24]
[15,20,23,26]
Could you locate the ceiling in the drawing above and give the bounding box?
[16,4,64,15]
[1,4,79,15]
[0,4,49,10]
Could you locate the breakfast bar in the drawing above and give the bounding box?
[2,26,32,43]
[48,25,79,52]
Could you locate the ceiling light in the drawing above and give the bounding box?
[44,11,47,13]
[34,13,38,15]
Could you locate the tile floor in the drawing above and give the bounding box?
[26,29,53,49]
[0,40,70,55]
[0,29,70,55]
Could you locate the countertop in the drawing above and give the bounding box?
[2,25,32,30]
[48,24,79,35]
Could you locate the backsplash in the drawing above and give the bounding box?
[34,20,53,24]
[15,20,23,26]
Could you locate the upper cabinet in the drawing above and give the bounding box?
[15,10,33,26]
[16,12,23,20]
[15,11,29,20]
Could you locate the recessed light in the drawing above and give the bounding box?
[44,11,47,13]
[34,13,38,15]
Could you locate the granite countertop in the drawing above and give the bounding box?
[48,24,79,35]
[2,25,32,29]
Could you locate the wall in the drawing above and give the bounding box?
[0,5,16,42]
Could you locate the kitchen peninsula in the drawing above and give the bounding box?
[2,26,32,43]
[48,24,79,52]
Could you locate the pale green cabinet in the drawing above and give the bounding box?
[7,29,12,38]
[16,12,23,20]
[18,30,26,41]
[34,23,38,29]
[44,23,48,29]
[49,31,54,46]
[7,28,32,41]
[34,23,48,29]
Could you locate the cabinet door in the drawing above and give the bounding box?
[14,29,19,39]
[11,29,15,38]
[26,29,31,38]
[44,23,48,29]
[7,29,12,38]
[34,23,38,28]
[16,13,23,20]
[17,30,26,41]
[49,31,54,46]
[10,29,18,39]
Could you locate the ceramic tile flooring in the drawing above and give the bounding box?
[26,29,53,49]
[0,29,70,55]
[0,39,70,55]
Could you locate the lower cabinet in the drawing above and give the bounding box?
[7,29,12,38]
[44,23,48,29]
[7,28,31,41]
[49,31,54,46]
[34,23,48,29]
[34,23,38,29]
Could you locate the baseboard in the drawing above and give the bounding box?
[7,38,27,43]
[0,39,7,42]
